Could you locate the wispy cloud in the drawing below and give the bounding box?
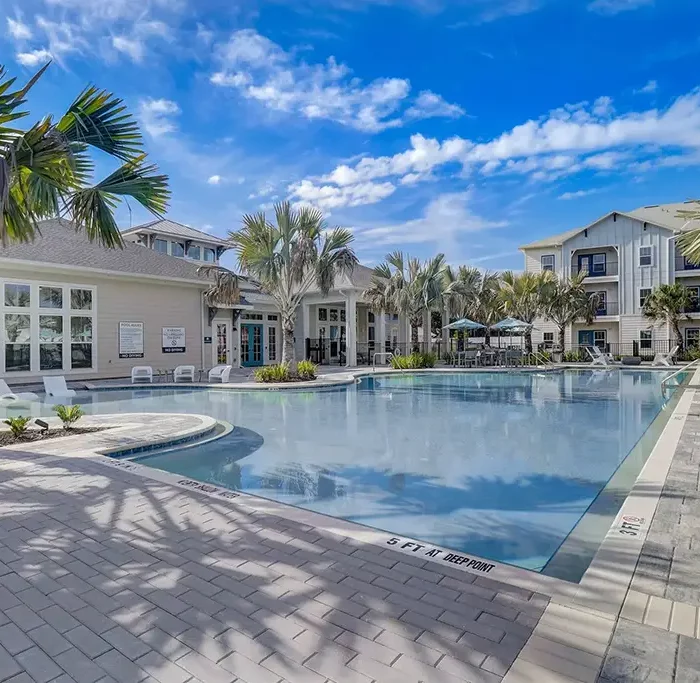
[210,29,464,132]
[16,48,52,67]
[635,79,658,94]
[138,98,181,137]
[557,188,604,200]
[587,0,653,15]
[7,16,32,41]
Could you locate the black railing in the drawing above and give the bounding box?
[593,301,619,316]
[564,340,678,362]
[675,256,700,271]
[305,338,346,365]
[572,261,619,277]
[684,302,700,313]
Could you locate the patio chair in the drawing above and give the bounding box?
[0,380,38,407]
[208,365,233,383]
[506,349,523,367]
[43,376,77,398]
[173,365,196,383]
[652,346,679,367]
[462,350,478,367]
[131,366,153,384]
[586,346,616,367]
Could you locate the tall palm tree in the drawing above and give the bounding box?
[197,265,241,308]
[229,202,357,365]
[1,63,169,246]
[364,252,447,351]
[542,273,598,351]
[442,266,502,346]
[498,271,554,352]
[676,201,700,264]
[643,284,691,350]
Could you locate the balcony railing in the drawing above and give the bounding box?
[572,261,619,277]
[675,256,700,271]
[594,301,619,316]
[684,301,700,313]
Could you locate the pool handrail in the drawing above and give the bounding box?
[372,352,394,371]
[531,350,553,367]
[661,357,700,390]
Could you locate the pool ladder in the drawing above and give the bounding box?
[661,357,700,390]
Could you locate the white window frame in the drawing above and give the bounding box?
[1,279,97,377]
[639,329,653,350]
[687,328,700,348]
[153,238,168,254]
[639,245,653,267]
[639,287,652,310]
[541,254,555,272]
[543,332,554,349]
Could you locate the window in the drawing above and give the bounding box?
[330,309,339,322]
[268,326,276,362]
[241,313,263,320]
[688,287,700,312]
[171,241,185,257]
[267,314,278,321]
[687,329,700,348]
[39,315,63,370]
[39,286,62,309]
[340,309,346,323]
[368,326,375,342]
[154,238,168,254]
[640,330,653,350]
[4,314,30,372]
[541,255,555,272]
[543,332,554,349]
[639,288,651,309]
[4,284,30,308]
[368,311,375,324]
[318,308,328,322]
[592,253,606,274]
[639,245,653,267]
[71,317,93,369]
[187,245,201,260]
[594,330,607,348]
[203,248,216,263]
[595,291,607,313]
[71,289,92,311]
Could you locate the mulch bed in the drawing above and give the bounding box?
[0,427,105,447]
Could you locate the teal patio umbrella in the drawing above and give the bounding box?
[491,317,533,347]
[443,318,486,331]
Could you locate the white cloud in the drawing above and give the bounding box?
[210,29,464,132]
[636,79,658,94]
[558,188,603,200]
[7,17,32,41]
[112,36,145,61]
[588,0,653,15]
[207,175,222,185]
[138,98,181,137]
[291,179,396,210]
[16,48,53,67]
[291,90,700,209]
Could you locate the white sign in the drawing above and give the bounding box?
[162,326,186,353]
[119,322,144,358]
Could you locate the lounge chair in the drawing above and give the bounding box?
[173,365,196,383]
[652,346,679,367]
[586,346,616,367]
[131,366,153,384]
[0,380,38,407]
[43,376,77,398]
[208,365,233,383]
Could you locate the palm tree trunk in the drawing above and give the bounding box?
[673,319,684,350]
[558,326,565,352]
[281,318,296,367]
[525,330,533,354]
[484,329,491,347]
[411,321,419,352]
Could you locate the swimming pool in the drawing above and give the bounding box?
[26,369,687,579]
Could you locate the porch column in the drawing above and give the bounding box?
[302,302,311,359]
[377,310,387,362]
[236,324,242,369]
[442,307,450,353]
[346,293,357,367]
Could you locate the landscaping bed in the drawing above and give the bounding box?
[0,427,105,447]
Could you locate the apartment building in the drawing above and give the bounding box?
[521,201,700,353]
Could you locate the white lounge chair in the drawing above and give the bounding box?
[586,346,616,367]
[131,366,153,384]
[208,365,232,383]
[652,345,679,367]
[173,365,195,383]
[43,376,77,398]
[0,380,39,407]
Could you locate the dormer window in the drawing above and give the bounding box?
[203,248,216,263]
[171,242,185,257]
[154,238,168,254]
[187,245,201,260]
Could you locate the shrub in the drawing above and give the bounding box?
[390,352,437,369]
[3,416,31,439]
[53,404,84,430]
[254,363,291,383]
[563,350,586,363]
[296,360,318,381]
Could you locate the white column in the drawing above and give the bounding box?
[422,309,431,349]
[346,293,357,366]
[302,302,311,360]
[377,310,387,362]
[442,307,450,353]
[236,324,242,368]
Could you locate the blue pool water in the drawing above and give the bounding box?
[25,370,685,575]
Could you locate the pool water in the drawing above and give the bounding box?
[23,370,686,577]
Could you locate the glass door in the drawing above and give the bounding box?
[241,324,264,367]
[215,323,230,365]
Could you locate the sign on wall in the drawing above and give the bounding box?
[162,327,186,353]
[119,322,144,358]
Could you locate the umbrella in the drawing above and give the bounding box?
[443,318,486,331]
[491,317,533,348]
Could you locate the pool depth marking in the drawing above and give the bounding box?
[386,536,496,573]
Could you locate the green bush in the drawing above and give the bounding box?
[296,360,318,381]
[3,416,31,439]
[53,404,84,430]
[254,363,291,383]
[390,352,437,369]
[563,350,586,363]
[680,346,700,362]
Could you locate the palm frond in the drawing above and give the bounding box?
[197,265,241,306]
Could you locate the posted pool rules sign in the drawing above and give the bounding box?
[162,327,186,353]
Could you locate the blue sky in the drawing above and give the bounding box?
[5,0,700,272]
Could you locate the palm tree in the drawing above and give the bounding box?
[542,273,598,351]
[643,284,691,350]
[229,202,357,366]
[364,252,447,351]
[1,63,169,246]
[676,201,700,264]
[197,265,241,308]
[498,271,554,353]
[442,266,502,346]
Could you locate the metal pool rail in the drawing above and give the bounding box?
[661,357,700,390]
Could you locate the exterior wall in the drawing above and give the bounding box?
[571,322,620,345]
[0,266,205,381]
[523,247,563,275]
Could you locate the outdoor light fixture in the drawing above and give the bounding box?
[34,419,49,433]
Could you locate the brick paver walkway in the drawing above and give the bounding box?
[0,448,547,683]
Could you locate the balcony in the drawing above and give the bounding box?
[594,301,619,317]
[684,301,700,314]
[572,261,619,277]
[675,256,700,272]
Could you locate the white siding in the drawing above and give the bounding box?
[523,248,563,275]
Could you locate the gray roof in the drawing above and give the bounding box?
[0,219,208,284]
[122,218,230,247]
[521,201,700,250]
